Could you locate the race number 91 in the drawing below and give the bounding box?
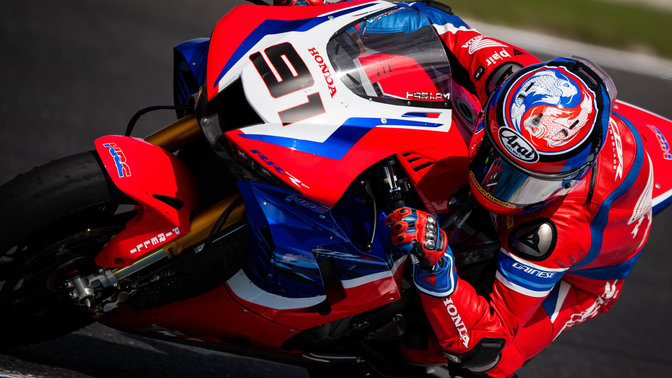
[250,42,325,125]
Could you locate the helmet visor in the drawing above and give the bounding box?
[469,134,574,212]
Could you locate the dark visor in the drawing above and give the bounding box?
[468,134,577,210]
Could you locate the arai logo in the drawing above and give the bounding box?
[498,128,539,163]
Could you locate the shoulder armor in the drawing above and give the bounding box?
[508,218,557,261]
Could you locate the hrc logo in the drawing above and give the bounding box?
[103,143,132,178]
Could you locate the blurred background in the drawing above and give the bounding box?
[0,0,670,377]
[448,0,672,59]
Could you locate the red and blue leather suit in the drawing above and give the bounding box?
[277,0,652,375]
[373,2,653,376]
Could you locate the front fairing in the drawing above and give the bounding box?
[193,0,473,319]
[205,0,467,208]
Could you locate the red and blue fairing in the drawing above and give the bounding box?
[102,2,470,347]
[236,179,397,308]
[204,1,469,310]
[209,1,467,205]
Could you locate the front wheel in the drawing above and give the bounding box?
[0,151,127,346]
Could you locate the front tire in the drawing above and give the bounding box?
[0,152,125,346]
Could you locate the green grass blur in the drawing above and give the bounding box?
[441,0,672,59]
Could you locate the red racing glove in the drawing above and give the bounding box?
[385,207,448,270]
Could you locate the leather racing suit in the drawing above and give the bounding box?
[376,2,653,376]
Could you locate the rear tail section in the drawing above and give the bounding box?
[615,100,672,214]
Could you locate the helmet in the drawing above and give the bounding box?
[468,57,617,215]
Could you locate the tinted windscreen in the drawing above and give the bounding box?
[327,7,452,108]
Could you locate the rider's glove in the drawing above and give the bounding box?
[385,207,447,269]
[273,0,324,5]
[385,207,457,297]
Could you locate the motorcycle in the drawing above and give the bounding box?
[2,0,672,376]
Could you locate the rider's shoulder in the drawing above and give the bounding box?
[589,113,647,200]
[495,206,591,265]
[504,216,558,262]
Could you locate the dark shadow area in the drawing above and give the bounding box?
[4,324,308,378]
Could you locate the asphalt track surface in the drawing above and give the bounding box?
[1,1,671,377]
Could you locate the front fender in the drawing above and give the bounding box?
[94,136,197,267]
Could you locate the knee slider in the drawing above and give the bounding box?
[444,338,505,373]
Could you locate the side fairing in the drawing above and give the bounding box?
[226,118,462,208]
[234,180,397,310]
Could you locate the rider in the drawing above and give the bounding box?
[277,1,653,376]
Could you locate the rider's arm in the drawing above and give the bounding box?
[384,202,591,369]
[403,1,541,104]
[420,206,591,364]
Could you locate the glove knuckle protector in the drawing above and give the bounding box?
[386,208,449,268]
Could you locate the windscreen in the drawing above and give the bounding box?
[327,7,452,108]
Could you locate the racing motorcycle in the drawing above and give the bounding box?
[2,1,672,376]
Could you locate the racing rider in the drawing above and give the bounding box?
[276,0,653,376]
